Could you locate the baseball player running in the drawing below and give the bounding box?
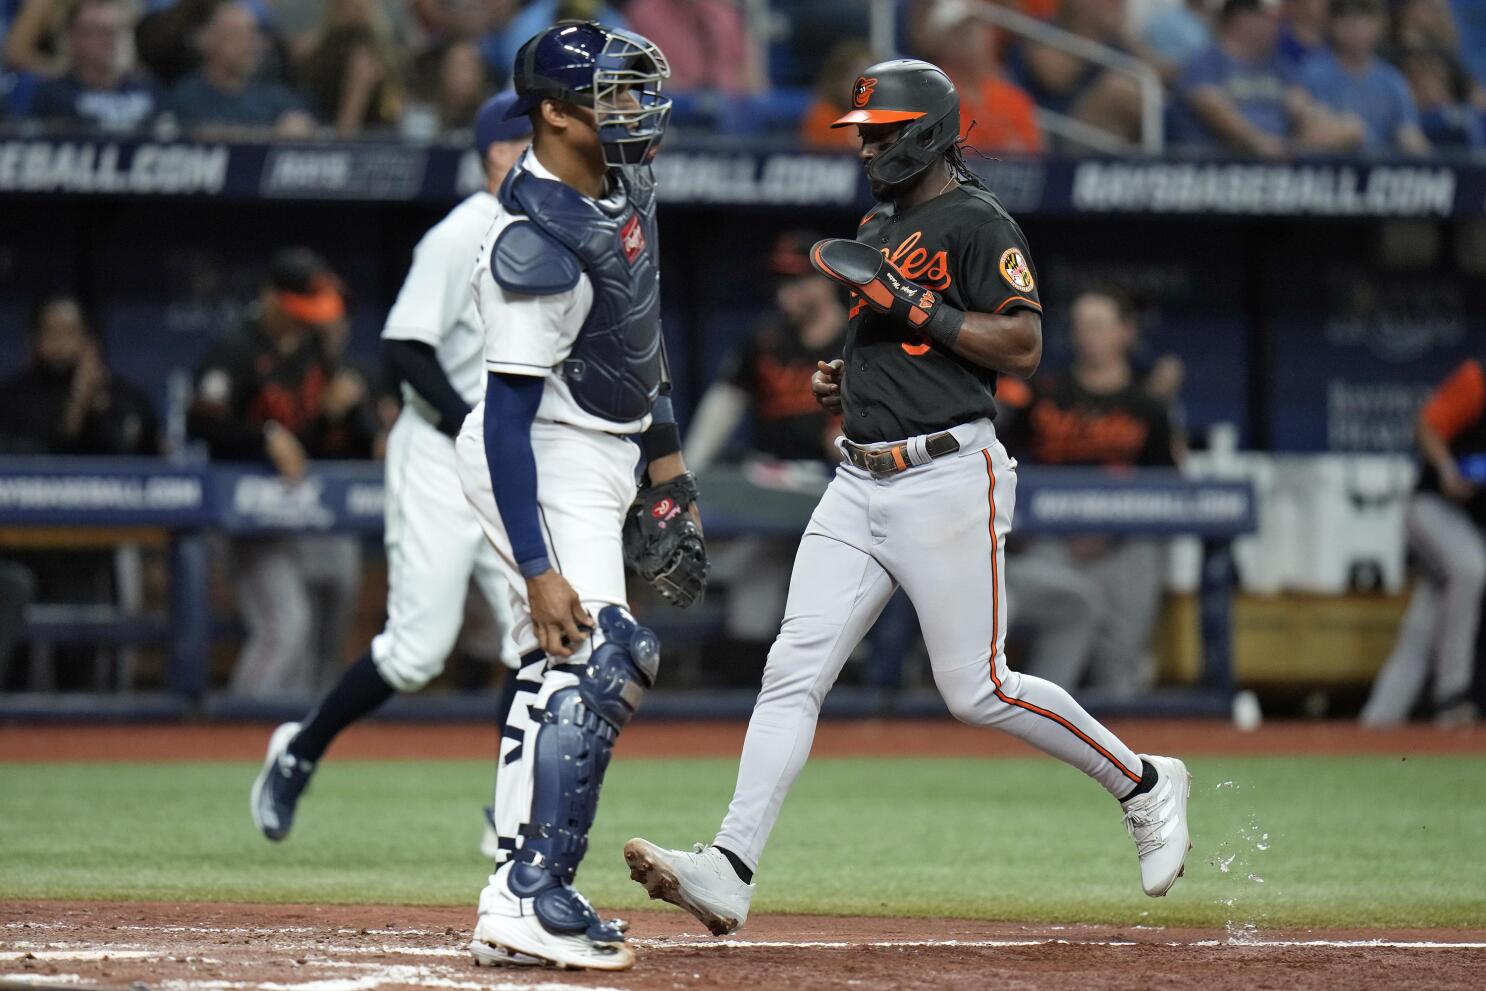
[625,59,1192,935]
[250,94,531,843]
[456,23,705,972]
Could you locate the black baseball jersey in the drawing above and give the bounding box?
[722,313,843,463]
[840,184,1042,443]
[997,374,1176,468]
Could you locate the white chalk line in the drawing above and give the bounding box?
[635,937,1486,951]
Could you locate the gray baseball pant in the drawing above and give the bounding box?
[714,419,1145,869]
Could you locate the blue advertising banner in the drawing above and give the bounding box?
[2,136,1484,218]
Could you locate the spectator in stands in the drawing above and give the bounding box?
[28,0,157,132]
[1140,0,1217,79]
[626,0,760,96]
[924,0,1043,153]
[403,35,488,138]
[187,248,379,699]
[683,230,846,670]
[1447,0,1486,98]
[1009,0,1147,146]
[407,0,509,48]
[1278,0,1328,65]
[166,1,313,135]
[1298,0,1430,154]
[799,39,878,150]
[1389,0,1486,142]
[1362,356,1486,728]
[1174,0,1365,156]
[1400,47,1483,149]
[296,0,405,136]
[479,0,626,86]
[996,289,1178,697]
[0,293,158,456]
[2,0,64,74]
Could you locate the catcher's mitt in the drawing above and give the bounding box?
[623,472,707,608]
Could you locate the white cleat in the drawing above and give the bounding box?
[468,868,634,972]
[624,838,755,936]
[1122,754,1193,897]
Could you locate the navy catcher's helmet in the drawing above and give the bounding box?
[506,20,671,168]
[832,59,960,190]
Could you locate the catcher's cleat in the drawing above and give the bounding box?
[624,838,754,936]
[469,864,634,971]
[250,722,314,842]
[1121,754,1192,897]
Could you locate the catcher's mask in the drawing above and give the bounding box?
[507,20,672,169]
[832,58,960,195]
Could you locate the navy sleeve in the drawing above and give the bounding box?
[384,339,471,438]
[483,372,551,578]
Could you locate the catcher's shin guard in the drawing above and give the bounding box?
[508,606,659,940]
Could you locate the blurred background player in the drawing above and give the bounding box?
[250,94,531,843]
[1362,355,1485,728]
[683,230,845,669]
[0,293,158,457]
[187,248,379,700]
[997,288,1181,697]
[0,293,158,692]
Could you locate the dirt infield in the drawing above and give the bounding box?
[3,901,1484,991]
[3,719,1485,763]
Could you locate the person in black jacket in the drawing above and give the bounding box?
[188,248,378,698]
[0,293,158,456]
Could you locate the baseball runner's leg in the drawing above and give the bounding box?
[628,469,894,934]
[625,469,892,934]
[458,421,644,968]
[876,425,1190,896]
[1360,578,1440,726]
[255,416,490,841]
[713,478,896,868]
[1407,492,1486,717]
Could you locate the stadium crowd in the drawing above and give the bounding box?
[0,0,1481,154]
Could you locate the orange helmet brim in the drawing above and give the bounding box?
[830,109,927,128]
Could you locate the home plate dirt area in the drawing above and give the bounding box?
[2,902,1484,991]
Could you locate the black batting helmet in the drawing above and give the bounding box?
[832,59,960,190]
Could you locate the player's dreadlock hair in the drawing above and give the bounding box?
[946,122,991,192]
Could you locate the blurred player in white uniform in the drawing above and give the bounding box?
[251,94,531,844]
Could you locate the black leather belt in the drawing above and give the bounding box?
[843,431,960,476]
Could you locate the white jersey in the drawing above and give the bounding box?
[470,151,651,435]
[383,190,497,419]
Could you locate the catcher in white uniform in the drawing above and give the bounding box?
[455,22,705,973]
[624,59,1194,936]
[251,94,530,843]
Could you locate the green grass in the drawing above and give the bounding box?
[2,755,1483,929]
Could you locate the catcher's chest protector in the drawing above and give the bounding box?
[500,167,664,423]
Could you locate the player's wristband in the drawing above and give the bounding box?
[640,395,681,461]
[519,556,552,579]
[811,237,965,351]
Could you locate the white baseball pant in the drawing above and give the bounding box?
[371,410,518,691]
